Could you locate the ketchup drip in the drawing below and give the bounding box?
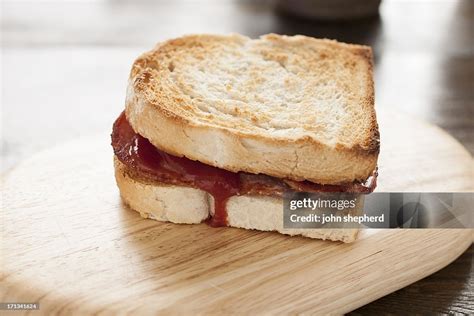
[112,112,377,227]
[112,112,239,226]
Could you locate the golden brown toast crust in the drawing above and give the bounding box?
[125,34,379,184]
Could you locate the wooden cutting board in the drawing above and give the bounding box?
[1,108,472,315]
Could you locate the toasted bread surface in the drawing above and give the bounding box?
[125,33,379,184]
[114,157,359,243]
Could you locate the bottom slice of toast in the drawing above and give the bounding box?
[114,157,359,243]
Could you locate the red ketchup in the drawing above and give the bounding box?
[111,112,376,226]
[112,112,239,226]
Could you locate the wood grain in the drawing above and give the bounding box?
[0,109,472,315]
[350,244,474,315]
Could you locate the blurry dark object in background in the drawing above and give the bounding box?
[272,9,382,55]
[277,0,382,20]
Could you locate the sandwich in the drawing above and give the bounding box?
[111,34,379,243]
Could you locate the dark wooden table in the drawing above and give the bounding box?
[2,0,472,314]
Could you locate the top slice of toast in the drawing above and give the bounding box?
[125,33,379,184]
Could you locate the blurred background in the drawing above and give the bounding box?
[1,0,473,314]
[2,0,473,171]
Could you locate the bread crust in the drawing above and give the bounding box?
[125,33,379,184]
[114,157,359,243]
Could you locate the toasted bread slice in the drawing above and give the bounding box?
[114,157,359,243]
[125,33,379,185]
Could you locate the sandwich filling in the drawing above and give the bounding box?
[112,112,377,226]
